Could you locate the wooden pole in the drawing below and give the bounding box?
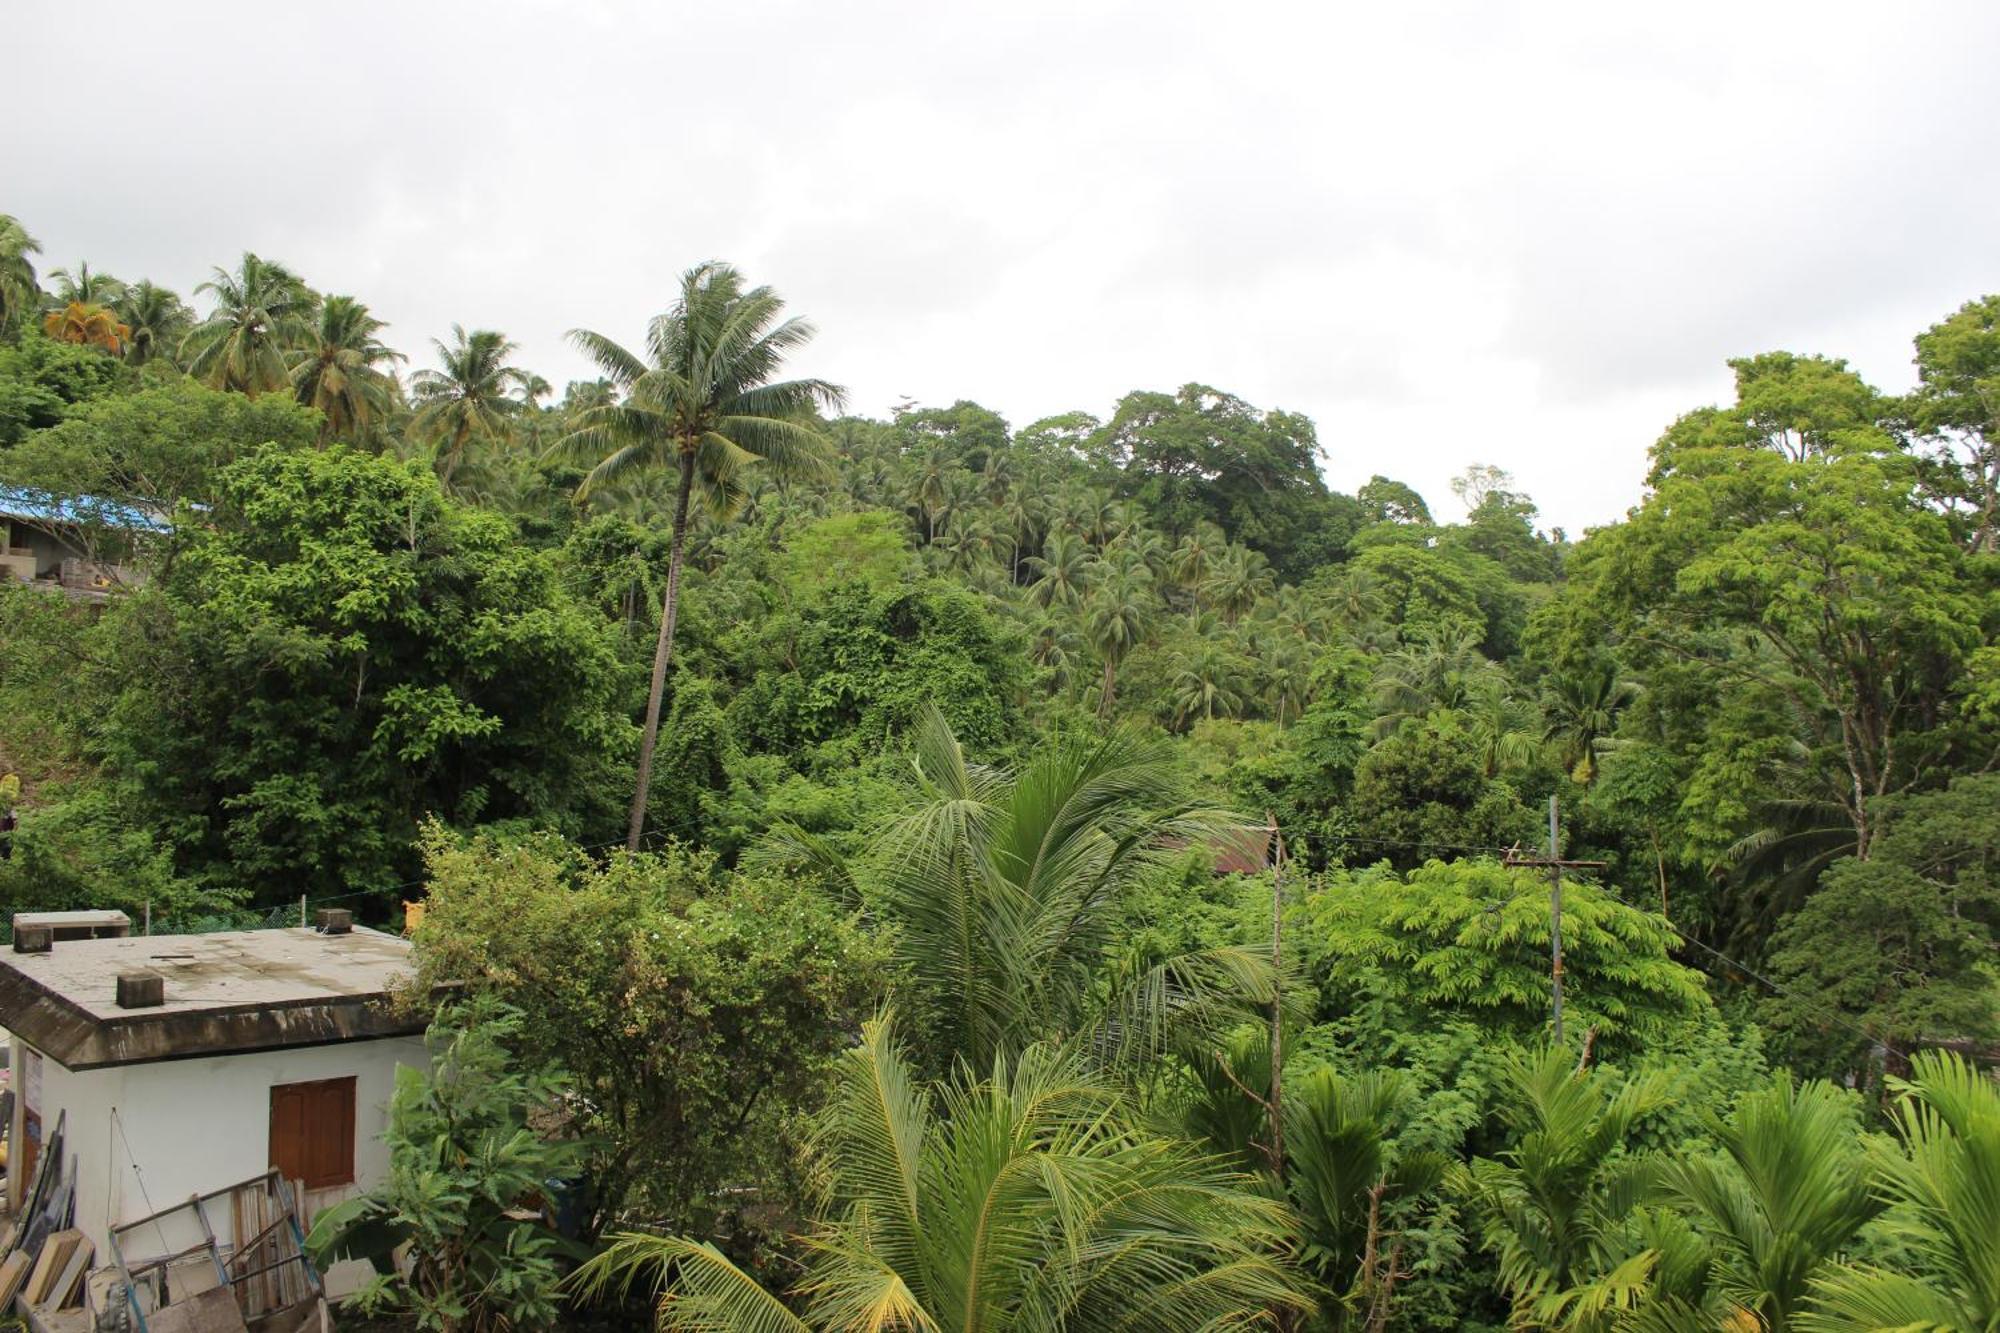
[1267,813,1285,1178]
[1501,808,1604,1051]
[1548,795,1563,1046]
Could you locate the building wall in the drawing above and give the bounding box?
[13,1033,427,1296]
[0,524,84,580]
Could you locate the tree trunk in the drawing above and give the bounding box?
[626,448,697,851]
[1098,657,1116,721]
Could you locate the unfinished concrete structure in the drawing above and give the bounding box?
[0,925,428,1298]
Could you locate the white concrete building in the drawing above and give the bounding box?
[0,925,428,1289]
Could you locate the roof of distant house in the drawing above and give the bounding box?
[0,926,427,1069]
[0,485,171,533]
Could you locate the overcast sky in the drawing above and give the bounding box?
[8,1,1998,533]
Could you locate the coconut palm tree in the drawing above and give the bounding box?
[1261,635,1316,726]
[557,262,841,851]
[291,296,405,446]
[46,261,125,308]
[112,281,192,367]
[409,325,526,488]
[1545,658,1640,784]
[183,253,315,395]
[1087,560,1154,721]
[995,486,1041,584]
[1369,623,1501,738]
[1170,520,1226,605]
[573,1013,1309,1332]
[1171,640,1248,727]
[0,214,41,335]
[753,708,1274,1075]
[1025,529,1097,609]
[1462,676,1545,779]
[1801,1051,2000,1331]
[42,301,130,353]
[1205,545,1276,625]
[1664,1076,1881,1331]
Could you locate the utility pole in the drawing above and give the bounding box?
[1503,797,1606,1048]
[1267,812,1285,1179]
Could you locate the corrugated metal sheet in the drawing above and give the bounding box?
[0,486,171,533]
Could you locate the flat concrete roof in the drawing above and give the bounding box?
[0,927,429,1069]
[13,910,132,929]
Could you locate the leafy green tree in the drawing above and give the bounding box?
[410,829,887,1236]
[290,294,404,445]
[573,1012,1310,1332]
[1801,1051,2000,1331]
[1544,657,1638,785]
[91,445,627,901]
[307,998,582,1333]
[1764,775,2000,1077]
[182,252,315,395]
[560,262,840,850]
[1346,714,1539,869]
[1170,637,1251,727]
[409,324,526,487]
[1568,410,1980,860]
[1296,860,1709,1054]
[0,380,318,570]
[776,510,911,600]
[1092,382,1352,577]
[721,577,1029,761]
[0,328,133,444]
[0,214,40,337]
[1909,294,2000,550]
[1025,528,1096,608]
[1179,1039,1450,1332]
[1204,543,1276,624]
[1357,475,1433,526]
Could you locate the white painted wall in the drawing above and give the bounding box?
[15,1034,426,1297]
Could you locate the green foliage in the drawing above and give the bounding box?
[1663,1076,1881,1330]
[91,445,629,901]
[1765,776,2000,1078]
[1799,1051,2000,1331]
[9,210,2000,1328]
[1,378,319,563]
[307,998,582,1333]
[1459,1049,1681,1330]
[1090,382,1353,578]
[1295,860,1710,1055]
[0,326,132,444]
[775,509,912,599]
[723,578,1029,760]
[410,827,889,1236]
[754,706,1278,1076]
[571,1012,1311,1332]
[1346,714,1540,869]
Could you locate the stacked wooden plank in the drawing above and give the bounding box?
[2,1109,91,1320]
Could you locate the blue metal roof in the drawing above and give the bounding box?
[0,486,172,533]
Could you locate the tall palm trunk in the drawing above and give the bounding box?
[626,447,697,849]
[1098,658,1117,721]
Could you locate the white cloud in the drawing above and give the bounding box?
[7,0,1997,532]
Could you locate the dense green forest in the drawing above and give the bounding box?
[2,211,1999,1331]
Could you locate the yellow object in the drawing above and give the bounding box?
[403,900,425,935]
